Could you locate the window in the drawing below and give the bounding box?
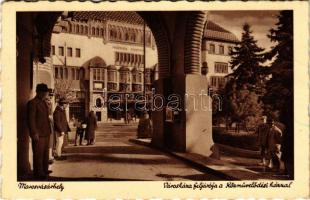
[67,47,72,57]
[76,25,79,34]
[58,46,64,56]
[76,68,80,80]
[93,69,97,80]
[210,76,226,88]
[64,68,68,79]
[100,28,104,36]
[80,25,83,34]
[69,23,72,32]
[108,70,116,82]
[55,67,59,79]
[76,48,81,57]
[71,68,75,80]
[60,67,64,79]
[51,45,55,55]
[209,44,215,54]
[228,46,233,54]
[214,62,228,73]
[92,27,95,35]
[219,45,224,55]
[85,26,88,34]
[115,52,120,62]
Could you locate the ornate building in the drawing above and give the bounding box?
[49,12,158,122]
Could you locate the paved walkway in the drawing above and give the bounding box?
[49,123,221,181]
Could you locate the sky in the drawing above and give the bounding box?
[208,11,280,52]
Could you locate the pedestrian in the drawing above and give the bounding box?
[45,89,56,165]
[266,117,283,172]
[27,83,51,180]
[74,119,85,146]
[85,111,97,145]
[255,115,270,166]
[53,98,70,160]
[137,112,153,138]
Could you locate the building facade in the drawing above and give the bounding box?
[49,12,158,122]
[201,21,239,91]
[32,12,238,123]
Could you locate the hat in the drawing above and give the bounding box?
[36,83,49,93]
[267,116,274,124]
[58,97,69,105]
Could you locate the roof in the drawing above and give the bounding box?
[204,21,239,43]
[71,11,144,25]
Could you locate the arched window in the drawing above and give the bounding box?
[96,28,99,36]
[84,26,88,34]
[92,27,95,35]
[68,23,72,33]
[80,25,84,34]
[117,28,122,40]
[96,98,103,108]
[125,32,129,41]
[76,25,79,34]
[100,28,104,36]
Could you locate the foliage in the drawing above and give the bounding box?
[229,23,266,89]
[54,79,76,102]
[263,11,293,119]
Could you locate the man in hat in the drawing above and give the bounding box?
[53,97,70,160]
[266,117,283,172]
[27,83,51,180]
[256,115,270,166]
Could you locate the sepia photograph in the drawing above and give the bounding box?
[1,1,308,198]
[15,10,294,182]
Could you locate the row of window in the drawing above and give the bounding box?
[115,52,144,65]
[52,46,81,58]
[93,69,143,84]
[202,42,233,55]
[68,23,106,38]
[214,62,228,74]
[210,76,227,88]
[109,25,152,45]
[64,20,153,46]
[54,66,85,80]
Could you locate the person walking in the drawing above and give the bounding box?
[266,117,283,172]
[27,83,51,180]
[74,119,85,146]
[53,98,70,160]
[85,111,97,145]
[255,116,270,166]
[137,112,153,138]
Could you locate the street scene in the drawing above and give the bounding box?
[17,10,293,181]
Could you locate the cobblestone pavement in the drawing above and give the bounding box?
[49,122,221,181]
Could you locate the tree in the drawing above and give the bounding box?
[54,79,75,102]
[229,23,266,89]
[224,82,263,133]
[263,11,293,177]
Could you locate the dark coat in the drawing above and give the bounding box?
[256,123,269,146]
[27,96,51,138]
[53,106,70,136]
[85,113,97,140]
